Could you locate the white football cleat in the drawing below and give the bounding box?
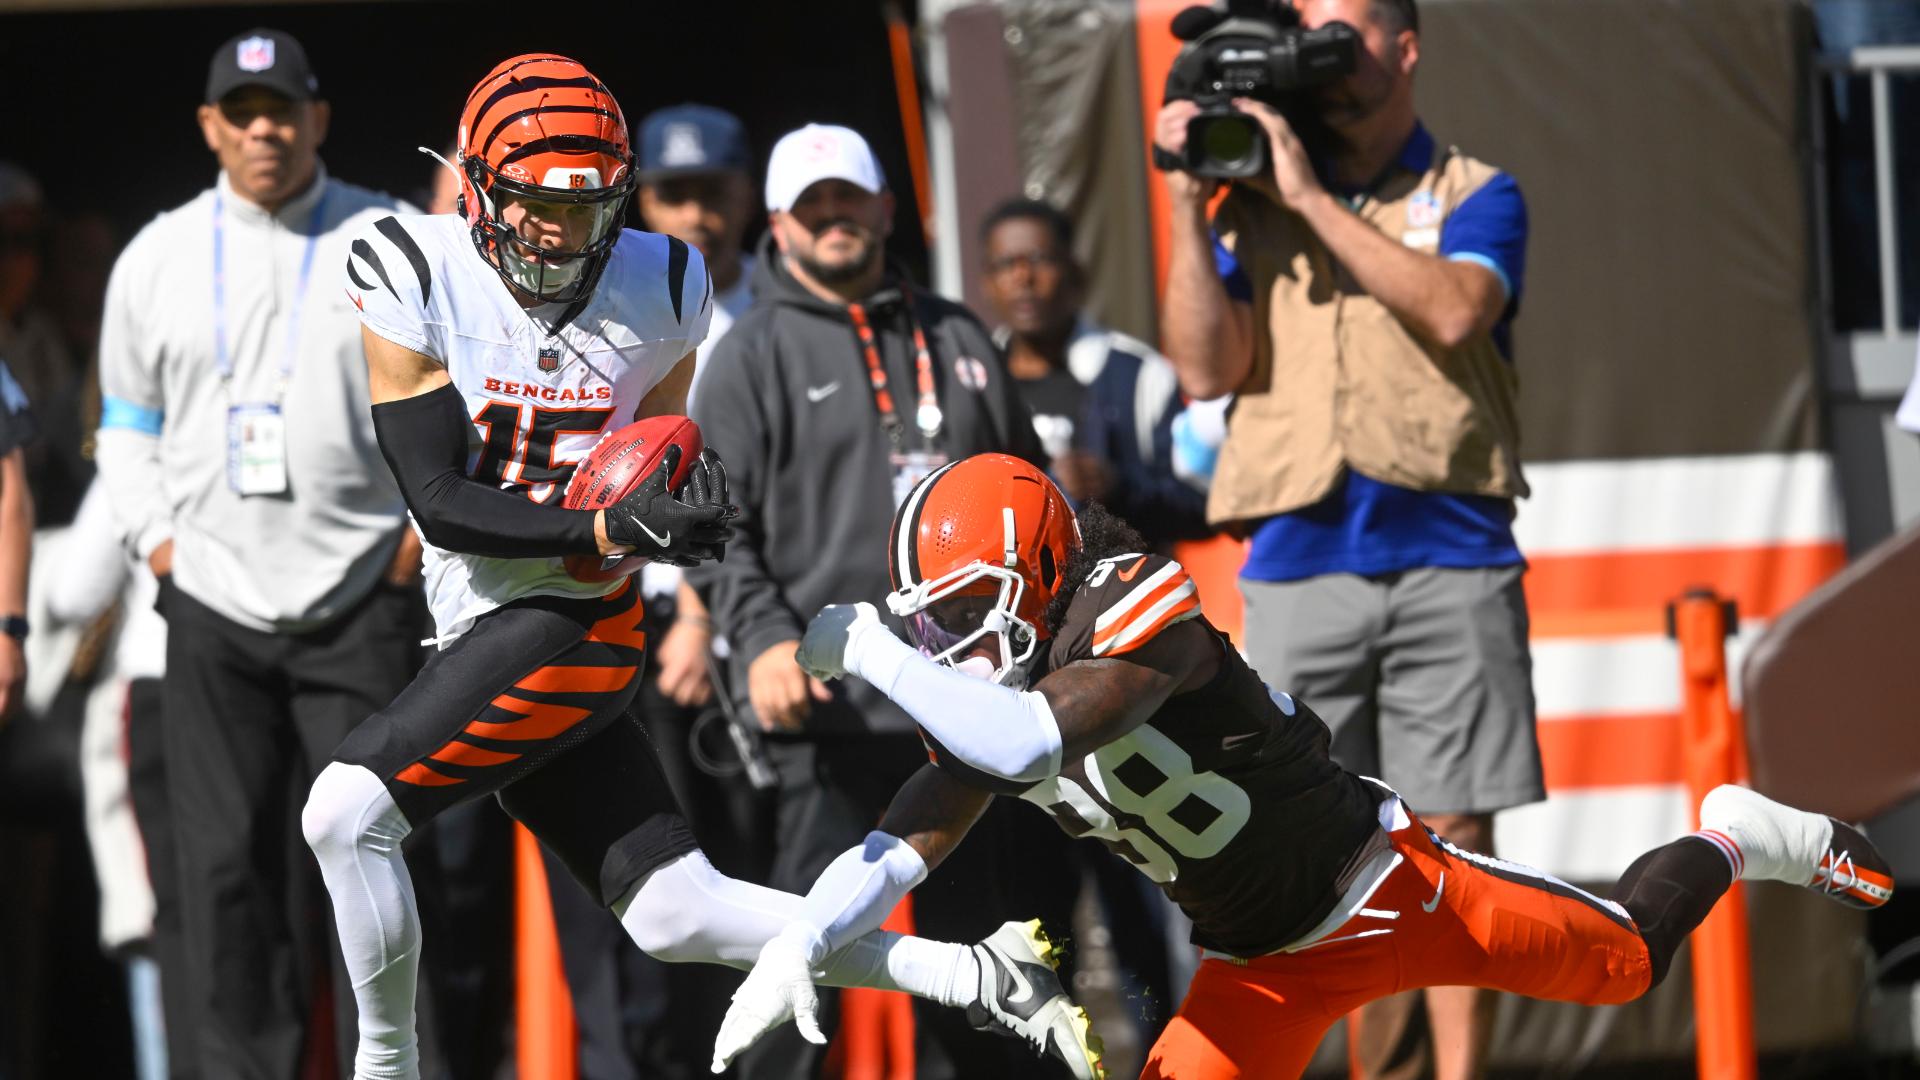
[1699,784,1894,909]
[966,919,1106,1080]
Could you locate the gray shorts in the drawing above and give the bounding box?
[1240,565,1543,816]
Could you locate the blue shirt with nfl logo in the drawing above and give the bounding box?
[1212,123,1530,583]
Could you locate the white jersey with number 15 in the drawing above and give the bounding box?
[345,212,712,642]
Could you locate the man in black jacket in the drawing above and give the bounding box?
[978,196,1213,549]
[690,123,1049,1080]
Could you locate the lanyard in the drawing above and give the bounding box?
[212,185,328,398]
[847,297,942,446]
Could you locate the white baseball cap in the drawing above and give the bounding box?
[764,124,887,213]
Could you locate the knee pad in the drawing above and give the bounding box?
[303,762,410,863]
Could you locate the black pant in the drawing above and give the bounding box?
[159,579,426,1080]
[332,582,695,905]
[736,734,1066,1080]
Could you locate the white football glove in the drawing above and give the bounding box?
[795,602,882,682]
[710,927,826,1073]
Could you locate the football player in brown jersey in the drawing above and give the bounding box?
[709,452,1894,1079]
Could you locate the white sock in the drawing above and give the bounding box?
[614,852,978,1006]
[1689,829,1745,879]
[1697,784,1831,885]
[302,763,421,1080]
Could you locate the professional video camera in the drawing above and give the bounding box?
[1153,0,1359,179]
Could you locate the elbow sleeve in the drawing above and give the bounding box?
[850,625,1063,782]
[949,688,1062,783]
[372,384,598,559]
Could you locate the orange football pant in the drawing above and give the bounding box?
[1143,808,1653,1079]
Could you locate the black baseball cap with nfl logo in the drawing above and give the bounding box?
[206,29,320,104]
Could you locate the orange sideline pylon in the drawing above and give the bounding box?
[1669,590,1757,1080]
[885,2,934,243]
[515,823,577,1080]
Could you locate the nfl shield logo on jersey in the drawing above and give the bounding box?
[538,347,560,373]
[1407,190,1444,228]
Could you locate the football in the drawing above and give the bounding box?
[561,415,703,583]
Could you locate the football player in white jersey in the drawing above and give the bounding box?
[299,55,1104,1080]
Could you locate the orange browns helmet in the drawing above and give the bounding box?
[886,454,1081,686]
[457,54,634,303]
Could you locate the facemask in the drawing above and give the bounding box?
[501,246,584,296]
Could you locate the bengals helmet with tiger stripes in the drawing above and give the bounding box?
[886,453,1081,686]
[457,54,634,303]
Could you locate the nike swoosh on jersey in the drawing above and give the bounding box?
[1116,556,1149,582]
[1219,731,1263,751]
[1421,872,1446,913]
[806,382,841,402]
[639,521,672,548]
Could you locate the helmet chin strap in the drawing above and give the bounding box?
[501,243,584,296]
[953,655,998,681]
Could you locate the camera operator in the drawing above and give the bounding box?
[1157,2,1535,1078]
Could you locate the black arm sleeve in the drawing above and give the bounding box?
[371,382,599,558]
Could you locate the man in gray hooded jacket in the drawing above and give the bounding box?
[690,123,1049,1080]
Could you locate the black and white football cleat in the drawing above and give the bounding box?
[965,919,1106,1080]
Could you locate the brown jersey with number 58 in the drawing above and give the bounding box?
[923,552,1384,957]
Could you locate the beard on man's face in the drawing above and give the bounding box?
[793,221,880,285]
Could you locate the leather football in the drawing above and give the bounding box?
[561,415,702,583]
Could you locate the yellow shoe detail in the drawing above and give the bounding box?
[1022,918,1064,969]
[1068,1005,1107,1080]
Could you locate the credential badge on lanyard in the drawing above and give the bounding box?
[848,296,948,507]
[214,186,327,496]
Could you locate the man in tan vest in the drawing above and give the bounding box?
[1157,1,1536,1077]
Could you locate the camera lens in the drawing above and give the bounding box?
[1199,116,1259,173]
